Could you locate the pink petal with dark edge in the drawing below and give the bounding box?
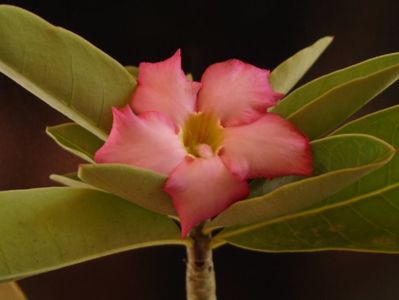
[95,106,186,175]
[164,156,249,237]
[131,49,201,126]
[197,59,283,127]
[221,113,312,180]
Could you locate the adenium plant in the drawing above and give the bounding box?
[96,50,312,238]
[0,5,398,300]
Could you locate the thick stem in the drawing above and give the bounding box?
[186,224,216,300]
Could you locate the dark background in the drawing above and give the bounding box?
[1,0,399,299]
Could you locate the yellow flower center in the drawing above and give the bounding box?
[182,112,224,158]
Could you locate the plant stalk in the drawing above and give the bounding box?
[186,224,216,300]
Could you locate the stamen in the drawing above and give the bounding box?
[196,144,214,158]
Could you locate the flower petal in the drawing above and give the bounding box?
[95,106,187,175]
[197,59,283,127]
[164,156,249,237]
[131,49,201,125]
[221,113,313,179]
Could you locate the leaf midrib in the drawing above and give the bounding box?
[47,129,95,163]
[213,172,399,245]
[285,63,399,120]
[273,52,399,116]
[0,58,109,140]
[78,165,177,217]
[206,134,395,230]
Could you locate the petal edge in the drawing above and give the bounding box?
[131,50,200,125]
[221,113,313,179]
[164,156,249,237]
[197,59,283,126]
[95,106,187,175]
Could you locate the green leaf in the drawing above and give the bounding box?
[215,107,399,252]
[125,65,139,78]
[0,282,27,300]
[273,53,399,118]
[206,134,395,231]
[50,172,97,189]
[332,103,399,143]
[325,104,399,205]
[221,182,399,253]
[0,5,136,140]
[46,123,104,163]
[0,188,184,282]
[270,36,333,93]
[272,53,399,139]
[78,164,176,216]
[249,176,300,198]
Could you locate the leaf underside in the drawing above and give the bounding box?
[50,172,96,189]
[46,123,104,163]
[0,5,136,140]
[270,36,333,93]
[78,164,176,216]
[0,188,183,282]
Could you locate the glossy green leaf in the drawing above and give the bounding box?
[0,5,136,140]
[272,53,399,139]
[0,188,184,282]
[333,103,399,139]
[50,172,96,189]
[78,164,176,216]
[206,134,395,231]
[325,104,399,205]
[216,107,399,252]
[273,53,399,117]
[270,36,333,93]
[221,181,399,253]
[0,282,27,300]
[46,123,103,163]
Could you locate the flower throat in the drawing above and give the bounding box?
[182,112,224,158]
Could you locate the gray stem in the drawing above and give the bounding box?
[186,225,216,300]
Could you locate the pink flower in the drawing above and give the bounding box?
[95,50,313,237]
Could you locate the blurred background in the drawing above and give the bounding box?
[0,0,399,299]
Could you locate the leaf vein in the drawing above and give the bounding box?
[283,222,311,246]
[349,203,399,238]
[68,53,75,108]
[380,193,399,212]
[0,244,12,275]
[319,214,357,245]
